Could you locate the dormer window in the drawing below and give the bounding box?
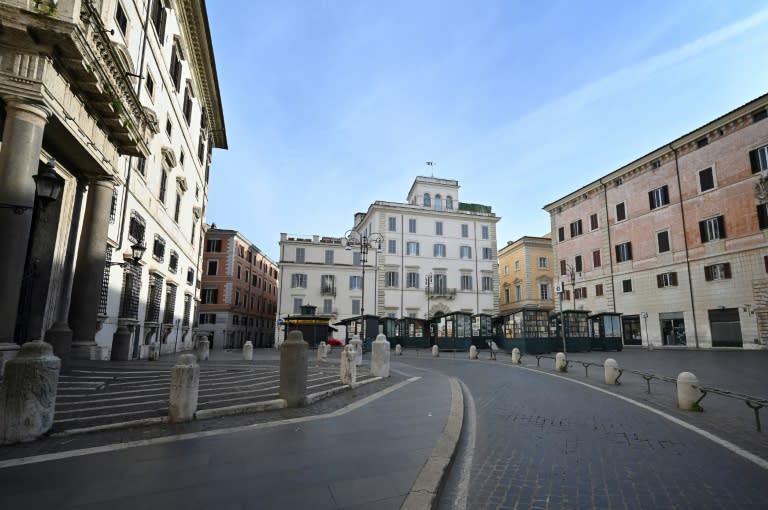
[423,193,431,207]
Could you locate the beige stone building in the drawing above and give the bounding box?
[498,236,554,315]
[544,93,768,349]
[0,0,226,366]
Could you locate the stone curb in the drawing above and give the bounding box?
[304,376,383,405]
[194,399,287,419]
[401,377,464,510]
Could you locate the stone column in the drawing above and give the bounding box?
[168,354,200,422]
[0,100,51,344]
[279,330,308,407]
[68,178,115,360]
[371,333,390,378]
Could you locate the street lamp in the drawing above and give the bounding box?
[0,159,64,214]
[344,229,383,343]
[107,241,147,268]
[424,272,433,345]
[561,262,580,310]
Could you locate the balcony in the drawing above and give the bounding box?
[321,286,336,296]
[426,287,457,299]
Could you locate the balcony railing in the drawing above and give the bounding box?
[321,286,336,296]
[426,287,457,299]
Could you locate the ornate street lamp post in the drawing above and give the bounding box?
[424,272,432,345]
[344,229,383,343]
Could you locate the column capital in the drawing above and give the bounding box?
[3,99,51,124]
[87,176,117,190]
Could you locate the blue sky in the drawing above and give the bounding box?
[205,1,768,261]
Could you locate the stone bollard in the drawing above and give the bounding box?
[279,330,308,407]
[511,348,521,364]
[677,372,702,411]
[1,341,61,445]
[395,344,402,356]
[340,345,357,386]
[325,343,332,356]
[197,338,210,361]
[168,354,200,422]
[604,358,620,385]
[243,341,254,361]
[432,345,439,357]
[317,341,327,362]
[350,335,363,366]
[555,352,567,372]
[371,333,391,378]
[469,345,478,359]
[148,342,160,361]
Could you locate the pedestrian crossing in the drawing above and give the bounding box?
[52,362,375,434]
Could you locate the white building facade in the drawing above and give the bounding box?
[277,177,500,342]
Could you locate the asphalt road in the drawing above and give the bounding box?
[396,356,768,510]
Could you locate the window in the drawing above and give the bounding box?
[696,137,709,149]
[159,170,168,203]
[235,290,241,306]
[461,224,469,238]
[291,274,307,288]
[559,259,566,276]
[648,185,670,209]
[622,279,633,293]
[460,246,472,259]
[173,192,181,222]
[434,194,443,211]
[595,284,604,296]
[503,265,509,275]
[165,118,172,137]
[570,219,583,237]
[460,275,473,291]
[352,299,361,315]
[236,264,241,279]
[574,287,587,299]
[753,109,768,123]
[435,221,443,235]
[323,299,333,314]
[183,87,193,125]
[150,0,166,41]
[388,239,396,254]
[504,287,510,304]
[657,230,671,253]
[352,252,361,266]
[202,288,218,304]
[407,242,420,256]
[616,202,626,221]
[699,215,726,243]
[557,227,565,242]
[759,204,768,230]
[170,43,183,92]
[169,251,178,273]
[657,272,678,287]
[446,196,453,209]
[515,285,521,301]
[515,260,520,271]
[592,250,601,268]
[153,235,166,261]
[115,2,128,36]
[615,242,632,263]
[206,239,221,252]
[385,271,399,287]
[699,167,715,192]
[482,225,489,240]
[572,255,582,273]
[295,247,305,263]
[423,193,431,207]
[144,73,155,100]
[434,244,446,257]
[704,263,732,281]
[590,213,598,230]
[406,272,419,288]
[434,274,447,293]
[321,275,335,294]
[325,250,334,265]
[186,268,194,285]
[539,283,548,300]
[199,313,216,324]
[293,298,303,314]
[109,187,118,224]
[483,247,493,260]
[388,217,397,232]
[751,145,768,174]
[408,218,416,233]
[350,275,362,289]
[482,276,493,291]
[206,259,218,275]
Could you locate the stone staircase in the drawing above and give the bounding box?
[52,360,374,434]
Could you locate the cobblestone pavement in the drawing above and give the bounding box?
[395,355,768,510]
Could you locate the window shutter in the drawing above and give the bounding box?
[699,220,707,242]
[724,263,732,279]
[718,216,726,238]
[627,242,632,260]
[648,190,655,209]
[662,185,670,204]
[751,148,761,174]
[615,245,620,261]
[704,266,712,281]
[657,274,663,288]
[671,272,678,286]
[759,205,768,230]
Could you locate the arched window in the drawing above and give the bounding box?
[423,193,431,207]
[445,196,453,209]
[434,194,443,211]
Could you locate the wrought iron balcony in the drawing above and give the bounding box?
[426,287,457,299]
[321,286,336,296]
